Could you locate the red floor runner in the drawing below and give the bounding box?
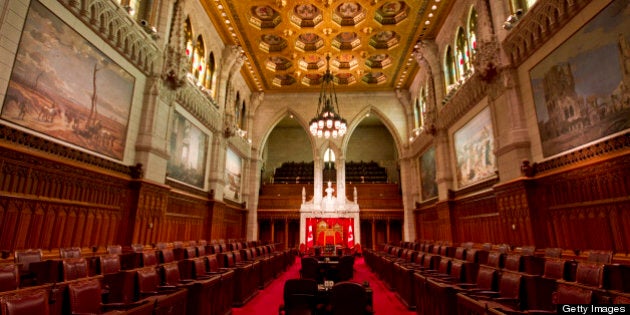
[232,256,416,315]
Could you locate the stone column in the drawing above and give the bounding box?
[399,156,416,241]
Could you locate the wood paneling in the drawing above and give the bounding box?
[0,142,246,253]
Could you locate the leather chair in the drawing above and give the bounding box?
[206,255,235,315]
[141,250,158,267]
[327,281,373,315]
[158,248,175,265]
[278,279,319,315]
[300,257,320,282]
[99,254,136,304]
[59,247,82,259]
[336,255,354,282]
[0,264,19,292]
[13,249,42,285]
[62,258,89,281]
[135,267,188,314]
[67,278,152,314]
[106,245,122,255]
[0,290,49,315]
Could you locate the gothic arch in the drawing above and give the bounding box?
[341,106,403,160]
[257,110,315,161]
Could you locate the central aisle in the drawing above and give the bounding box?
[232,256,416,315]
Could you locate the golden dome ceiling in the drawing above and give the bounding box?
[201,0,453,93]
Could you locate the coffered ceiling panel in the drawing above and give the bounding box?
[201,0,453,93]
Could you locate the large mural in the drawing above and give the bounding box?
[167,111,208,189]
[224,148,242,201]
[530,0,630,157]
[420,146,437,200]
[454,107,496,188]
[1,1,134,160]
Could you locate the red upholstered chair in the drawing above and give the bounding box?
[141,251,158,267]
[62,258,89,281]
[278,279,319,315]
[159,249,175,264]
[575,262,605,288]
[0,264,19,292]
[300,257,320,282]
[327,281,373,315]
[13,249,42,285]
[0,290,49,315]
[67,278,151,315]
[131,244,144,253]
[59,247,82,259]
[487,251,506,269]
[106,245,122,255]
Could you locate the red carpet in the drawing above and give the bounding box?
[232,256,416,315]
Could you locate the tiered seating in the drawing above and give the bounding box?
[273,161,314,183]
[364,241,630,315]
[345,161,387,183]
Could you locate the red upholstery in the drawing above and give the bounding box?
[141,251,158,267]
[62,258,89,281]
[504,254,523,272]
[328,281,373,315]
[136,267,162,296]
[552,283,593,304]
[159,249,175,264]
[161,263,185,286]
[68,278,103,314]
[486,251,506,269]
[106,245,122,255]
[1,291,49,315]
[0,264,19,292]
[280,279,318,315]
[184,247,197,259]
[13,249,42,273]
[99,254,121,275]
[59,247,82,259]
[131,244,144,252]
[575,262,604,288]
[543,258,566,280]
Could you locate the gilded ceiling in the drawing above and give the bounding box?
[201,0,453,93]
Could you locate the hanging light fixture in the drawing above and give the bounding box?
[309,55,347,139]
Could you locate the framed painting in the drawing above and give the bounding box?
[167,110,209,189]
[530,0,630,157]
[224,148,242,201]
[453,107,496,188]
[1,0,134,160]
[420,146,437,200]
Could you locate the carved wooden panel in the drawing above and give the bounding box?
[451,192,499,244]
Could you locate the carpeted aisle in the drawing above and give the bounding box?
[232,256,416,315]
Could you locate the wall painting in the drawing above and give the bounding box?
[454,107,496,188]
[1,0,134,160]
[530,0,630,157]
[167,110,208,189]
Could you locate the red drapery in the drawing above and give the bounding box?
[305,218,354,248]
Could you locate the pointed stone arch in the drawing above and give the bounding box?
[341,106,402,162]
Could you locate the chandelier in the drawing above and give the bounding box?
[309,55,347,139]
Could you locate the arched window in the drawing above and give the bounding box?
[467,8,478,61]
[413,98,420,130]
[509,0,537,14]
[240,101,247,130]
[419,87,427,128]
[324,148,336,163]
[204,52,216,92]
[192,36,206,84]
[444,45,456,90]
[234,92,241,126]
[184,18,193,63]
[455,27,470,80]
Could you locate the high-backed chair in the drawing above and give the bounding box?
[327,281,373,315]
[67,278,151,315]
[62,258,89,281]
[279,279,319,315]
[300,257,320,282]
[59,247,82,259]
[0,290,49,315]
[13,249,42,285]
[141,251,158,267]
[135,267,188,314]
[0,264,19,292]
[106,245,122,255]
[336,255,355,282]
